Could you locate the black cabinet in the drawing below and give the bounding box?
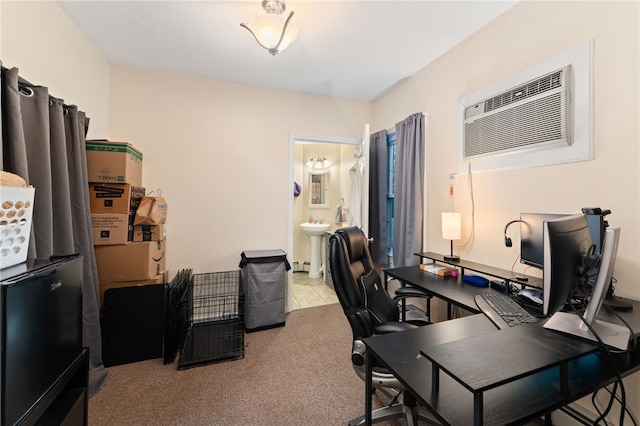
[0,255,87,425]
[101,284,165,367]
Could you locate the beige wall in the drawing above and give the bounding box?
[374,0,639,300]
[107,65,370,275]
[373,1,639,419]
[0,0,110,138]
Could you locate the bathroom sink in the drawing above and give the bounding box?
[299,222,330,236]
[299,222,331,278]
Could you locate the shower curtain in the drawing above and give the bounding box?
[1,62,108,396]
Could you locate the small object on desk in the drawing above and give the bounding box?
[419,264,454,276]
[604,297,633,311]
[450,269,458,278]
[462,275,489,287]
[490,280,506,291]
[518,288,543,305]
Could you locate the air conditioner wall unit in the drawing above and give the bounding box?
[456,40,594,174]
[463,66,572,159]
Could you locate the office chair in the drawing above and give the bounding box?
[329,227,439,426]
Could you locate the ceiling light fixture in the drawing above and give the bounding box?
[305,156,331,170]
[240,0,298,56]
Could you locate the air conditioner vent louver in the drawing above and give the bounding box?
[463,66,572,159]
[484,70,563,113]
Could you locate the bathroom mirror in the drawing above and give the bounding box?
[309,171,329,208]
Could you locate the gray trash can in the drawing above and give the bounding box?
[239,249,290,332]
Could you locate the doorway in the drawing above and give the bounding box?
[287,131,368,312]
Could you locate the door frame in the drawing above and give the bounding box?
[287,131,367,312]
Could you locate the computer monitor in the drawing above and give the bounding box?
[520,213,567,269]
[584,213,604,286]
[584,214,604,254]
[544,226,630,350]
[541,214,592,317]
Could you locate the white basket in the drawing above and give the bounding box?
[0,187,35,269]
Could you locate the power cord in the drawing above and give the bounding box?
[510,253,521,276]
[592,385,638,426]
[569,302,635,425]
[452,163,475,250]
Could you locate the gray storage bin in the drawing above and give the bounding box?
[239,249,290,332]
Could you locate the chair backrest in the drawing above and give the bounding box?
[329,227,399,340]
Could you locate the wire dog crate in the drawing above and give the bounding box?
[177,270,245,369]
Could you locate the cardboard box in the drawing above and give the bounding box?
[86,140,143,186]
[92,214,135,245]
[95,240,166,282]
[419,263,454,276]
[89,183,145,214]
[99,272,167,309]
[133,224,165,242]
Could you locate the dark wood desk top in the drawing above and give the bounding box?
[385,264,640,331]
[384,266,504,314]
[378,262,640,424]
[365,315,640,425]
[421,322,598,393]
[415,252,543,289]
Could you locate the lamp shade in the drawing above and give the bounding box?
[441,212,462,240]
[246,13,298,53]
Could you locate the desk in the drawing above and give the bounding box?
[415,252,543,290]
[364,268,640,425]
[364,314,640,425]
[384,266,504,319]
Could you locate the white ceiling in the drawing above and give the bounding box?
[56,0,517,101]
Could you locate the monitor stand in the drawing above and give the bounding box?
[543,311,630,350]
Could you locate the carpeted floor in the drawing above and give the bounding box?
[89,302,548,425]
[89,303,383,425]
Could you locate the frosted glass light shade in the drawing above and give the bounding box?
[442,212,462,240]
[247,13,298,52]
[306,157,331,170]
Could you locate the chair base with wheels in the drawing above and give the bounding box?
[329,227,440,426]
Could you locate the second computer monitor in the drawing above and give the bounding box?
[520,213,567,269]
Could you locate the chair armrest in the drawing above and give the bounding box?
[374,321,418,334]
[393,287,432,300]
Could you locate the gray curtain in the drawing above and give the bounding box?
[392,112,425,267]
[1,63,108,396]
[368,129,389,265]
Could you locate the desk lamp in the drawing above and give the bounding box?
[442,212,461,261]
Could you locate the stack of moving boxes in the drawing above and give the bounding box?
[86,140,167,309]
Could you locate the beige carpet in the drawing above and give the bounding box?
[89,303,383,425]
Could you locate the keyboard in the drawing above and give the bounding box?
[475,293,539,330]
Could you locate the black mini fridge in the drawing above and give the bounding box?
[0,255,83,425]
